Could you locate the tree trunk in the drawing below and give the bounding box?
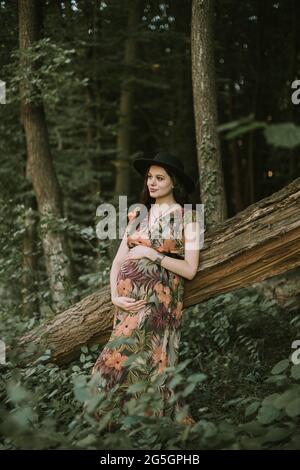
[191,0,227,229]
[22,206,40,317]
[17,176,300,365]
[114,0,141,197]
[19,0,74,310]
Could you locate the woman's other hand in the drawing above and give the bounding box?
[111,296,147,312]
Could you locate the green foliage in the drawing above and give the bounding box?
[1,287,299,449]
[8,38,88,108]
[218,113,266,140]
[263,123,300,149]
[219,115,300,150]
[0,0,300,451]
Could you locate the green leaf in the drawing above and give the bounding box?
[106,336,135,349]
[7,382,30,403]
[123,354,139,367]
[240,421,265,436]
[264,123,300,149]
[12,407,35,428]
[265,374,287,384]
[187,373,207,383]
[76,434,97,448]
[80,353,86,363]
[291,364,300,380]
[225,121,266,140]
[273,388,300,410]
[202,422,218,438]
[73,385,90,402]
[123,415,143,426]
[37,354,51,362]
[182,382,196,397]
[83,362,94,369]
[127,382,148,394]
[271,359,289,375]
[73,375,88,387]
[286,398,300,418]
[174,359,192,373]
[261,427,293,444]
[245,401,260,418]
[257,405,280,424]
[217,113,255,132]
[48,389,58,398]
[169,375,183,388]
[261,393,280,406]
[84,395,104,414]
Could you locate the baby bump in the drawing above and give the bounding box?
[117,256,159,297]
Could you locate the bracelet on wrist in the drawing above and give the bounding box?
[154,252,165,266]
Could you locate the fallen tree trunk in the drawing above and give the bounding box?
[18,177,300,365]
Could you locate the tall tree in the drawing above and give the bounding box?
[18,0,73,310]
[21,204,39,317]
[191,0,227,229]
[114,0,141,197]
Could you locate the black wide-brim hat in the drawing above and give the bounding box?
[132,152,195,193]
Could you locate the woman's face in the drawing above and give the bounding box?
[146,165,174,198]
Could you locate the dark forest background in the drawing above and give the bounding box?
[0,0,299,450]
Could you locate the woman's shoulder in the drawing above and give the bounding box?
[127,205,142,222]
[126,205,146,235]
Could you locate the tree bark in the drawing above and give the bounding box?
[21,206,40,317]
[191,0,227,229]
[17,176,300,365]
[19,0,74,310]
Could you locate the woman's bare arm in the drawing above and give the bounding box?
[148,220,201,280]
[110,229,147,311]
[110,230,130,300]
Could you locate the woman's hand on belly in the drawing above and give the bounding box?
[126,246,156,261]
[112,296,147,313]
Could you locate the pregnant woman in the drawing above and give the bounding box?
[89,152,201,426]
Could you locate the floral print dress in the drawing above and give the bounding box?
[90,205,198,420]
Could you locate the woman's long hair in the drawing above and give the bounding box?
[139,164,189,210]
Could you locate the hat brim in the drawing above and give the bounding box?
[132,158,195,194]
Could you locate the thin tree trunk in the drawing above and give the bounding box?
[191,0,227,229]
[114,0,141,197]
[19,0,74,310]
[17,176,300,365]
[22,206,40,317]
